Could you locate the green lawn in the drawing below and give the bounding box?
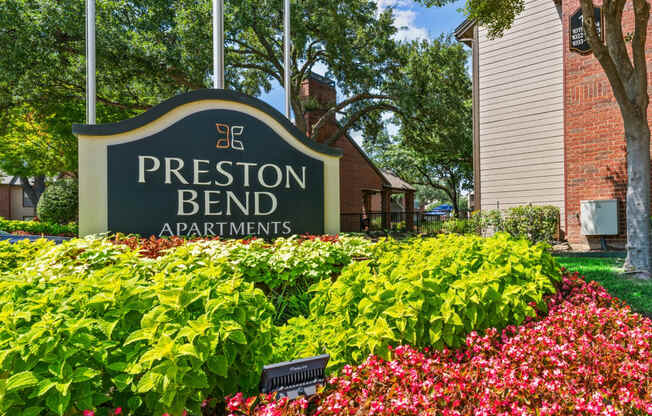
[556,256,652,317]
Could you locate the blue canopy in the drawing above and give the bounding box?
[433,204,454,212]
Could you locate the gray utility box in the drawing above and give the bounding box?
[580,199,618,236]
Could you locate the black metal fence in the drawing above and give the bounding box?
[340,211,460,234]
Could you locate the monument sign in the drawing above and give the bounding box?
[73,90,341,237]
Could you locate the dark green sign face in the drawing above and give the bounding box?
[107,109,324,238]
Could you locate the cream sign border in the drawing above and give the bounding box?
[72,89,342,237]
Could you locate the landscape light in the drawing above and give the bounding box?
[259,354,329,399]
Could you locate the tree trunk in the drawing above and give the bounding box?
[623,120,651,279]
[450,191,460,219]
[19,175,46,209]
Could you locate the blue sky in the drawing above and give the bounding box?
[260,0,467,115]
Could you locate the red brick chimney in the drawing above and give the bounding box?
[300,73,337,143]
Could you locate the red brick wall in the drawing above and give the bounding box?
[299,77,386,230]
[563,0,652,248]
[0,185,10,219]
[331,134,385,214]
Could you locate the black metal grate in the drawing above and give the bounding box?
[259,354,329,399]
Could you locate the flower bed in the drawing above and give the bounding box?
[1,234,633,416]
[227,271,652,416]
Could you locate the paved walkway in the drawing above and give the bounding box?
[0,233,71,244]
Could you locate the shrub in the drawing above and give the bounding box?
[275,233,560,369]
[472,205,560,243]
[0,217,78,237]
[440,218,478,235]
[36,178,79,224]
[228,272,652,416]
[0,237,277,416]
[500,205,560,243]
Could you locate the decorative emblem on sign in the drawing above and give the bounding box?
[569,7,603,55]
[216,123,245,150]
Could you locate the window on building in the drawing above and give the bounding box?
[22,191,34,208]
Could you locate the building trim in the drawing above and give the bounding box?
[472,25,481,211]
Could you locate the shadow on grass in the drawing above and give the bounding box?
[556,257,652,318]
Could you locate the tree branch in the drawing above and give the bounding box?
[324,103,404,145]
[579,0,634,115]
[236,63,283,85]
[250,18,284,77]
[631,0,650,113]
[311,93,392,140]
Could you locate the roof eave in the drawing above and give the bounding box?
[454,18,476,46]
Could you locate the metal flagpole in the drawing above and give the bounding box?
[213,0,224,89]
[86,0,96,124]
[284,0,291,119]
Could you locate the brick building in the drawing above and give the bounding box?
[455,0,651,249]
[299,73,416,232]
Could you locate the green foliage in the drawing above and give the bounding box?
[0,218,78,237]
[439,206,560,244]
[0,233,559,413]
[0,0,398,142]
[365,38,472,214]
[414,0,525,39]
[498,206,560,243]
[156,236,373,324]
[441,218,478,235]
[36,179,79,225]
[0,237,277,415]
[0,239,55,272]
[0,104,79,179]
[276,233,560,370]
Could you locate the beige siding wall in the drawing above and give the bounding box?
[478,0,565,225]
[10,186,36,220]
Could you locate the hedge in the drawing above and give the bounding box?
[0,217,78,237]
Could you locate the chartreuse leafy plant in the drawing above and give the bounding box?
[156,236,372,323]
[0,238,55,272]
[275,233,560,369]
[0,237,276,416]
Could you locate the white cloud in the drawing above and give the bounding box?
[392,9,430,41]
[311,61,328,76]
[376,0,412,9]
[377,1,430,42]
[350,130,364,146]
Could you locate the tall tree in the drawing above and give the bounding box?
[0,101,130,205]
[0,105,72,206]
[365,38,473,215]
[419,0,650,278]
[365,134,472,215]
[0,0,401,144]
